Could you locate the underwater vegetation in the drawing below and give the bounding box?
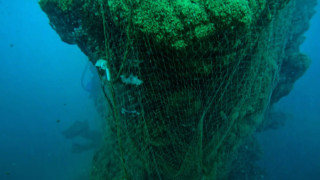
[39,0,317,179]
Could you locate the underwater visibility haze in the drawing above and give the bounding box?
[0,0,319,180]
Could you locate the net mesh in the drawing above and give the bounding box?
[39,0,315,179]
[97,1,281,179]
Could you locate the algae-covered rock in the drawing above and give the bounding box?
[39,0,270,52]
[39,0,317,179]
[107,0,262,50]
[40,0,73,12]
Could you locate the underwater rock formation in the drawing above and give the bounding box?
[62,120,102,153]
[40,0,317,179]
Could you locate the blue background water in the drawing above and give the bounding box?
[0,1,102,179]
[257,3,320,179]
[0,1,319,180]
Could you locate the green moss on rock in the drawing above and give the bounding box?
[39,0,73,12]
[107,0,265,51]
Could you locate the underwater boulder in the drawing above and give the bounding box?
[39,0,317,179]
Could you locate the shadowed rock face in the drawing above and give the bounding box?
[40,0,317,179]
[62,121,90,139]
[62,120,102,153]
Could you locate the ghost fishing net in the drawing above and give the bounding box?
[39,0,315,179]
[95,1,278,179]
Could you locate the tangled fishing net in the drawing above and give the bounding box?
[39,0,317,179]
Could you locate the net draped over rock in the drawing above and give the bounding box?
[39,0,316,179]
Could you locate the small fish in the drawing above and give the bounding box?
[56,119,61,123]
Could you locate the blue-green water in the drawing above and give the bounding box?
[257,3,320,179]
[0,1,102,179]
